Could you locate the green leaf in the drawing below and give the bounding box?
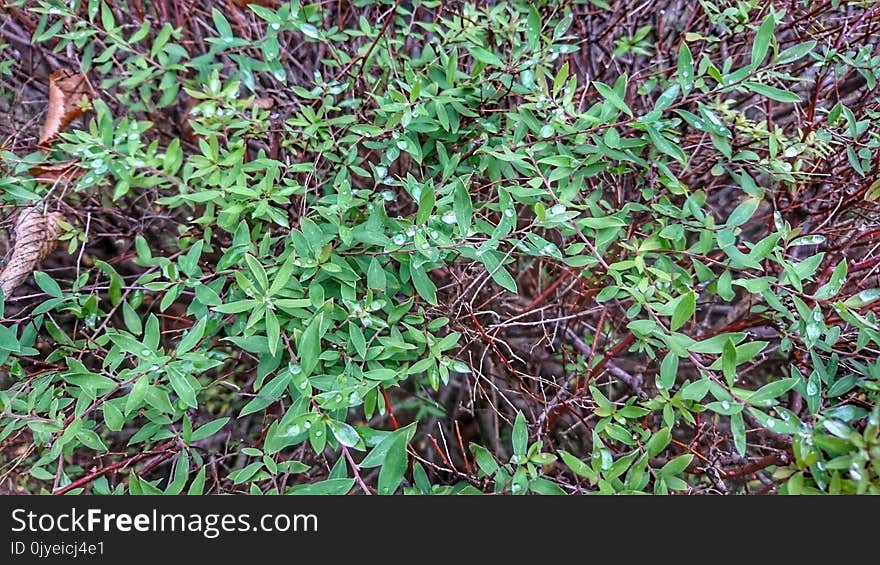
[708,341,768,370]
[646,427,671,457]
[212,8,233,40]
[377,433,408,495]
[176,316,207,355]
[30,467,55,481]
[453,181,473,235]
[165,450,189,494]
[814,259,847,300]
[477,251,517,293]
[361,423,418,468]
[594,80,632,116]
[844,288,880,308]
[727,197,761,227]
[367,258,386,290]
[678,43,694,94]
[122,301,143,335]
[349,322,366,358]
[214,299,259,314]
[746,377,799,404]
[722,338,737,386]
[751,13,775,66]
[744,82,800,103]
[328,419,361,448]
[167,366,198,408]
[244,254,269,292]
[103,402,124,431]
[125,375,149,415]
[777,41,816,64]
[558,450,598,482]
[188,467,207,495]
[265,309,280,357]
[34,271,62,298]
[230,461,263,484]
[269,253,298,295]
[658,351,679,390]
[659,454,693,476]
[409,262,437,305]
[288,478,354,495]
[670,291,695,331]
[681,378,711,401]
[512,412,528,457]
[468,45,503,67]
[416,184,435,225]
[529,477,566,495]
[731,411,747,456]
[691,332,746,354]
[240,373,289,416]
[298,313,324,378]
[469,443,499,476]
[190,418,230,442]
[705,400,743,416]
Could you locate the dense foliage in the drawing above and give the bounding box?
[2,0,880,495]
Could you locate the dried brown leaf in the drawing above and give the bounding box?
[38,70,95,149]
[29,160,83,184]
[0,208,65,297]
[252,97,275,110]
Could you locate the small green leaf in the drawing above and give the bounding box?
[212,8,233,40]
[167,366,198,408]
[349,322,366,358]
[751,13,775,66]
[34,271,63,298]
[367,258,386,290]
[377,433,408,495]
[453,181,473,235]
[125,375,149,415]
[722,338,737,386]
[594,80,632,116]
[416,185,435,225]
[727,197,761,227]
[646,427,671,457]
[659,454,693,476]
[744,82,800,103]
[191,418,230,442]
[176,316,207,355]
[103,402,124,431]
[468,45,503,67]
[731,411,747,456]
[512,411,528,457]
[328,419,361,448]
[670,291,696,331]
[469,443,498,476]
[165,450,190,494]
[409,262,437,305]
[265,309,280,357]
[678,43,694,94]
[658,351,679,390]
[746,377,799,404]
[478,251,517,293]
[559,450,598,482]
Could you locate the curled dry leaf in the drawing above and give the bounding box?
[29,160,83,184]
[252,97,275,110]
[38,69,96,149]
[0,207,65,297]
